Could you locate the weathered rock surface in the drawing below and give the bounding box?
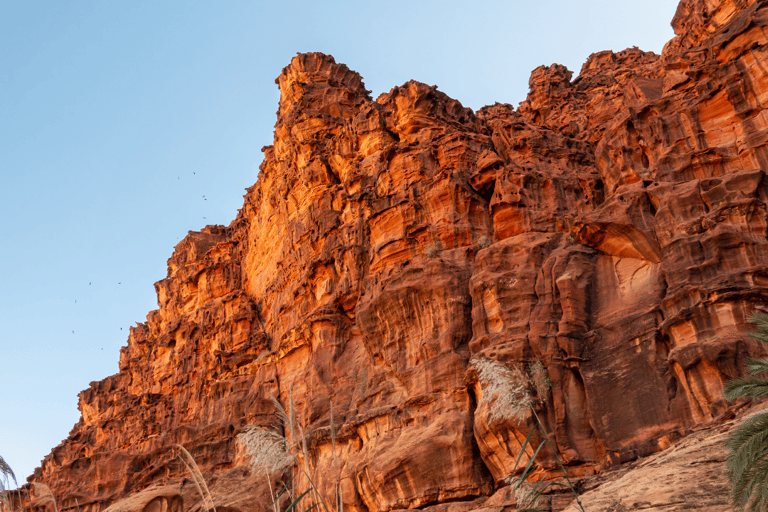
[26,0,768,511]
[558,406,747,512]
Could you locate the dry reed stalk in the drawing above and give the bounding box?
[267,390,337,512]
[31,483,59,512]
[330,402,341,512]
[0,456,16,512]
[236,427,295,512]
[175,445,216,512]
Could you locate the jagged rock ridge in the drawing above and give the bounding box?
[30,0,768,511]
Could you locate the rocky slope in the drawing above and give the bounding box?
[27,0,768,510]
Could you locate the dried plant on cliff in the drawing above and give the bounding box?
[0,456,17,512]
[473,357,533,423]
[0,462,55,512]
[724,313,768,511]
[528,359,551,404]
[174,445,216,512]
[236,427,295,512]
[471,357,584,512]
[274,392,340,512]
[0,458,13,487]
[237,391,342,512]
[30,483,58,512]
[238,427,295,476]
[506,476,543,511]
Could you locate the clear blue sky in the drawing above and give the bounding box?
[0,0,679,484]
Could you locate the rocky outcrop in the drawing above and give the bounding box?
[27,0,768,511]
[559,406,748,512]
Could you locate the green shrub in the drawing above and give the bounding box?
[425,241,443,258]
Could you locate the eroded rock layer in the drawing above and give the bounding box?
[29,0,768,511]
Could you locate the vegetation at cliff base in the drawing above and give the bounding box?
[472,356,585,511]
[725,313,768,511]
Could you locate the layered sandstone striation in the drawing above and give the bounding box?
[29,0,768,511]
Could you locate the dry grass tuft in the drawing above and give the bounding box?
[472,356,532,423]
[505,476,540,510]
[236,427,295,512]
[237,427,295,476]
[239,390,342,512]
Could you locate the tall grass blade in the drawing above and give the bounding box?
[518,441,545,482]
[289,389,297,444]
[270,396,292,437]
[295,423,332,512]
[530,409,585,511]
[283,489,311,512]
[519,478,547,511]
[510,427,537,476]
[269,482,293,512]
[262,393,343,512]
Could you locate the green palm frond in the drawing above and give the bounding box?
[748,313,768,344]
[727,412,768,504]
[746,357,768,376]
[725,377,768,400]
[724,312,768,511]
[741,457,768,512]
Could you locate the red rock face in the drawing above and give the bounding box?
[29,1,768,511]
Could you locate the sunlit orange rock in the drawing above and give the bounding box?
[28,1,768,511]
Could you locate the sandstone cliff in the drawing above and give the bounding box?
[28,0,768,510]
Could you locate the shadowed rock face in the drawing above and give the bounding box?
[29,1,768,511]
